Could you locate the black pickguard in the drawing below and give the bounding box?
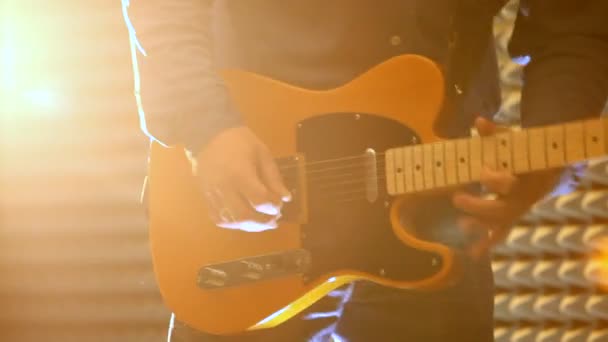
[296,112,447,283]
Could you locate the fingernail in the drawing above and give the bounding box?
[256,203,280,216]
[282,192,292,202]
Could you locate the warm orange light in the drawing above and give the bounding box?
[0,3,60,116]
[591,236,608,291]
[1,6,18,92]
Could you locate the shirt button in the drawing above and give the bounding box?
[390,35,402,46]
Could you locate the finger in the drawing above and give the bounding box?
[480,165,518,196]
[452,191,508,221]
[257,148,292,202]
[202,187,224,213]
[469,227,510,259]
[235,162,283,216]
[217,218,278,232]
[474,116,497,136]
[217,188,277,225]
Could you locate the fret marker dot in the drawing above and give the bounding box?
[415,165,421,171]
[436,161,442,167]
[552,142,558,149]
[500,139,507,147]
[459,157,466,163]
[592,136,599,143]
[396,167,402,173]
[502,162,508,169]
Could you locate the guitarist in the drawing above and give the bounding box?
[123,0,608,341]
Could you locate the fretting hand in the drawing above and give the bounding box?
[451,117,563,258]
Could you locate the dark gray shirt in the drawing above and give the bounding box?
[124,0,608,153]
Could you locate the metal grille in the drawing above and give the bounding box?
[492,2,608,340]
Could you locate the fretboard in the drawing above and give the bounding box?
[385,117,607,196]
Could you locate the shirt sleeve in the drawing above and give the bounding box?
[508,0,608,128]
[122,0,241,154]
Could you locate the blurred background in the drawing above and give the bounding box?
[1,0,167,341]
[1,1,608,341]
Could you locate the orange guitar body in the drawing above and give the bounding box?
[147,54,461,336]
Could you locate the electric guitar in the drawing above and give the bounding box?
[147,54,607,335]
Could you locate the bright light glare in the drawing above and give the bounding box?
[0,44,16,90]
[22,89,57,109]
[0,13,59,117]
[255,305,290,326]
[0,8,18,91]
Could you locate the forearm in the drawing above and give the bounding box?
[122,0,241,154]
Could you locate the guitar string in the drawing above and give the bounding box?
[275,143,497,176]
[294,160,460,182]
[250,118,598,173]
[285,164,484,190]
[224,134,557,198]
[271,118,598,171]
[275,144,456,172]
[281,163,473,187]
[278,150,468,178]
[272,137,485,171]
[276,139,537,185]
[281,174,469,201]
[273,134,521,172]
[276,151,387,168]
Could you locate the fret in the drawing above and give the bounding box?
[546,125,565,168]
[512,129,529,174]
[433,142,446,188]
[528,127,547,170]
[413,145,424,191]
[456,139,470,184]
[394,147,405,193]
[565,121,585,163]
[469,135,482,181]
[404,147,414,193]
[444,140,457,186]
[584,118,606,159]
[423,144,434,190]
[496,132,513,173]
[385,148,396,195]
[482,136,497,170]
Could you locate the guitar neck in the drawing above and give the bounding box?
[385,117,608,196]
